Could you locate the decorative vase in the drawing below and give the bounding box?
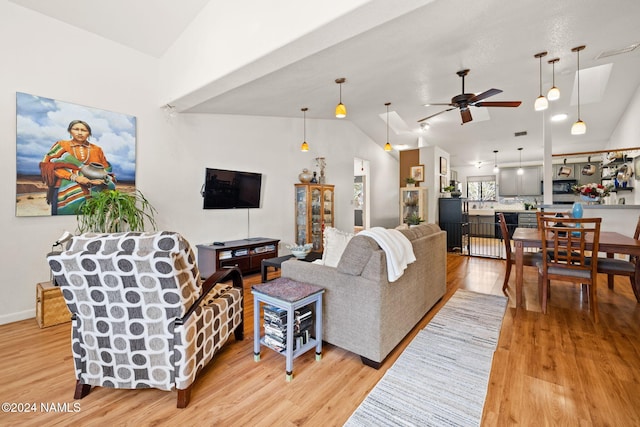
[580,195,600,204]
[298,168,312,183]
[571,202,583,219]
[407,183,415,188]
[310,171,318,183]
[80,162,108,180]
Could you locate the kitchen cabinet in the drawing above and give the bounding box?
[499,166,542,196]
[438,198,468,251]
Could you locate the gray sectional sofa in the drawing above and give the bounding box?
[281,223,446,368]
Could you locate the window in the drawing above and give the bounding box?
[467,175,496,201]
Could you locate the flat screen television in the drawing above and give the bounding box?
[203,168,262,209]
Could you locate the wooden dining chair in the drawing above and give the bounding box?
[596,215,640,298]
[498,212,543,295]
[537,216,602,322]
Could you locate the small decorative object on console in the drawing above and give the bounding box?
[287,243,313,259]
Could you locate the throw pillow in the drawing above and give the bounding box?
[322,227,354,268]
[336,235,377,276]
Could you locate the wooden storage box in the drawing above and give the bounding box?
[36,281,71,328]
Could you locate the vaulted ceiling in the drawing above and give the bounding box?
[12,0,640,168]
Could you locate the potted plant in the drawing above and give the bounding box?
[76,189,157,233]
[404,212,425,226]
[405,177,416,187]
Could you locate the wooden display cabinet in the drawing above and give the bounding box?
[400,186,428,223]
[295,184,335,252]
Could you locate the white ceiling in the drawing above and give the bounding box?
[12,0,640,168]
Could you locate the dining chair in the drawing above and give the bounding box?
[537,216,602,322]
[596,215,640,293]
[498,212,543,295]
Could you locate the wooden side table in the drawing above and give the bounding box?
[252,278,324,381]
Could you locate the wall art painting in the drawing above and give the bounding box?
[16,92,136,217]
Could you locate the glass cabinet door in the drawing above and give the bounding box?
[311,187,322,249]
[295,186,308,245]
[400,187,427,223]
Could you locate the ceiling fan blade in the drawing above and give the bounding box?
[461,109,472,124]
[474,101,522,107]
[417,107,457,123]
[469,88,502,103]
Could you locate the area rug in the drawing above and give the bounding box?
[345,289,508,427]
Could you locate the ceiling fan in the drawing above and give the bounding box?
[417,69,521,124]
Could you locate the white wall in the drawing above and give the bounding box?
[0,2,398,324]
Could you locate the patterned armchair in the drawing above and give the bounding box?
[47,231,244,408]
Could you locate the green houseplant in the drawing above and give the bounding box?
[404,212,425,226]
[405,177,416,186]
[76,189,157,233]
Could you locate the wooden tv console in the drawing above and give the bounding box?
[196,238,280,278]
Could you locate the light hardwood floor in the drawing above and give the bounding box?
[1,254,639,426]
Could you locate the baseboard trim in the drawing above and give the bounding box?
[0,309,35,325]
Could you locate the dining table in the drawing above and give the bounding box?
[511,227,640,308]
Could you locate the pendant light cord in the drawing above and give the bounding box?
[576,49,581,119]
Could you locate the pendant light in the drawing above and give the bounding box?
[384,102,392,152]
[571,45,587,135]
[534,51,548,111]
[335,78,347,118]
[517,147,524,175]
[492,150,500,173]
[547,58,560,101]
[300,107,309,152]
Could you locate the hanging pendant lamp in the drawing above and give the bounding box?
[493,150,500,173]
[300,107,309,152]
[384,102,392,152]
[571,45,587,135]
[517,147,524,175]
[547,58,560,101]
[534,52,549,111]
[335,78,347,118]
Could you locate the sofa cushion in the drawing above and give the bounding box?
[337,235,378,276]
[322,227,354,268]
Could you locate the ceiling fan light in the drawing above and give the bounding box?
[571,119,587,135]
[534,95,548,111]
[547,86,560,101]
[384,142,392,152]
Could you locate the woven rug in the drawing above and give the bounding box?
[345,289,508,427]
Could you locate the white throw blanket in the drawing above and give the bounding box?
[358,227,416,282]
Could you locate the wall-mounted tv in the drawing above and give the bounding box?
[203,168,262,209]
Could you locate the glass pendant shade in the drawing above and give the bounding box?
[517,147,524,175]
[335,78,346,118]
[384,102,392,152]
[547,58,560,101]
[300,107,309,152]
[571,46,586,135]
[571,119,587,135]
[534,95,549,111]
[493,165,500,173]
[517,168,524,175]
[534,52,548,111]
[547,86,560,101]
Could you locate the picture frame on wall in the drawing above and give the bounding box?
[440,157,447,175]
[410,165,424,182]
[440,175,448,192]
